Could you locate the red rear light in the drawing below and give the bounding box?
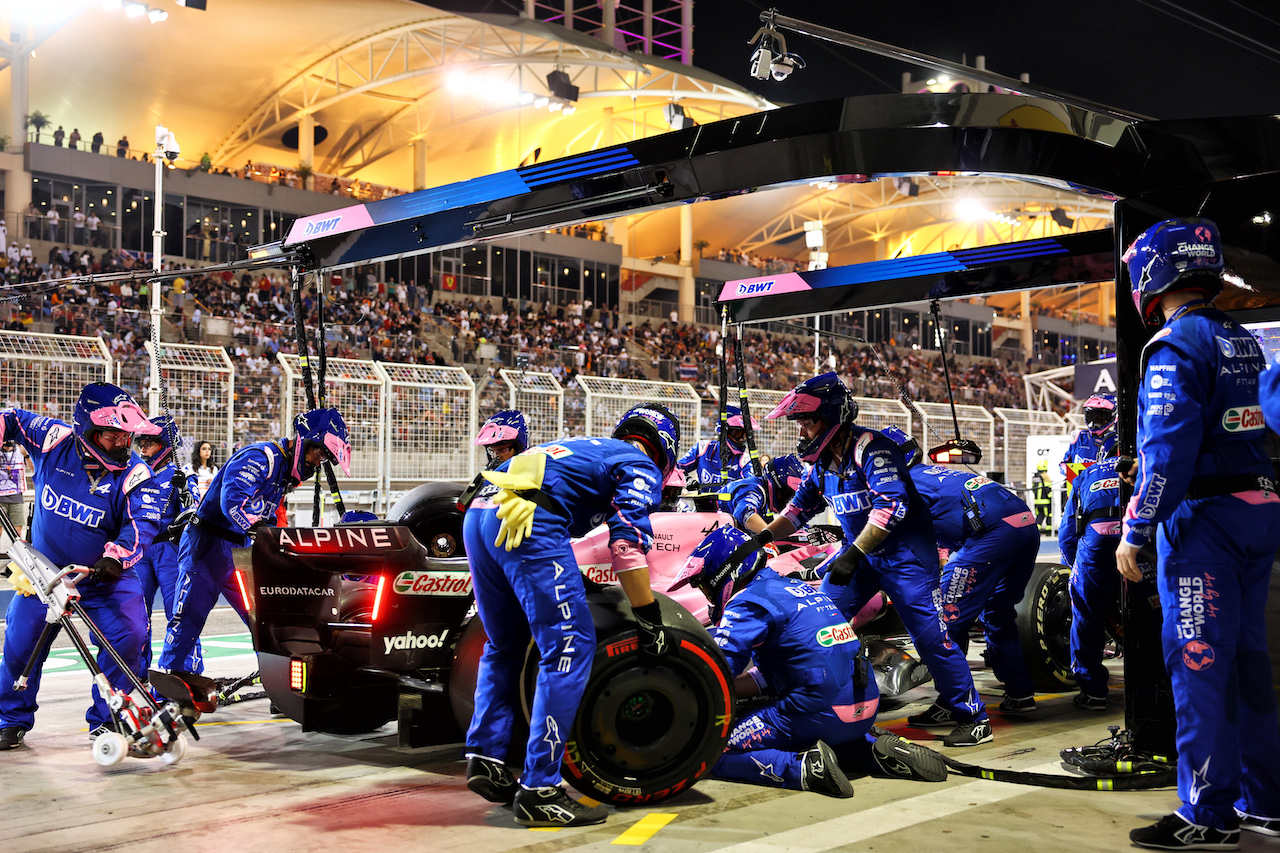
[370,575,387,622]
[289,658,306,691]
[234,570,251,611]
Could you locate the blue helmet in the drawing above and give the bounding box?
[1123,217,1224,327]
[763,453,805,509]
[765,372,858,463]
[138,414,180,470]
[721,405,760,452]
[1082,394,1117,435]
[474,409,529,464]
[73,382,160,471]
[880,425,922,468]
[291,407,352,482]
[670,525,768,623]
[613,402,681,478]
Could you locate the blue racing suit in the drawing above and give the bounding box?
[678,439,750,494]
[722,474,770,526]
[781,426,986,723]
[0,409,162,731]
[1122,302,1280,831]
[159,439,294,672]
[134,461,200,673]
[1059,457,1122,698]
[911,465,1039,699]
[463,437,663,789]
[712,570,879,789]
[1061,428,1117,478]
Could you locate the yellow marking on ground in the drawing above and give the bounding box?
[613,813,677,845]
[527,828,560,832]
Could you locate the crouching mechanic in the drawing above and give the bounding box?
[883,426,1040,716]
[462,403,681,827]
[722,454,805,534]
[757,373,991,747]
[133,415,201,673]
[671,526,947,794]
[1058,445,1123,711]
[158,408,352,676]
[0,383,163,749]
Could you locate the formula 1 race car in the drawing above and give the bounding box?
[245,482,1078,804]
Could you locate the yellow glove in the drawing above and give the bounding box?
[6,563,35,597]
[482,453,548,552]
[491,490,536,551]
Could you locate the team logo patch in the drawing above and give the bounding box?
[1221,405,1265,432]
[1182,639,1215,671]
[815,622,856,647]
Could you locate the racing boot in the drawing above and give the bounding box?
[799,740,854,798]
[942,717,994,748]
[0,726,27,750]
[465,754,519,805]
[906,703,954,728]
[512,785,608,827]
[1130,813,1240,851]
[871,732,949,782]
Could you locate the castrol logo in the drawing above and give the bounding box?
[392,571,473,596]
[1222,405,1265,432]
[816,622,856,647]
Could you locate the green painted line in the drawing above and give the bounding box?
[0,632,256,674]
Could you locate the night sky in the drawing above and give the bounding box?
[431,0,1280,121]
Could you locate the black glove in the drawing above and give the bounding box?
[824,544,865,586]
[785,565,822,582]
[90,556,124,584]
[1116,456,1136,478]
[632,600,673,660]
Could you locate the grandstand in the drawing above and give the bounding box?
[1,0,1116,500]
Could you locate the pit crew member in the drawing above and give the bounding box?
[133,415,201,674]
[474,409,528,470]
[883,426,1040,715]
[0,383,163,750]
[157,408,352,675]
[673,526,947,793]
[1061,394,1117,481]
[722,453,805,533]
[1058,445,1123,711]
[756,373,991,748]
[1116,217,1280,849]
[462,404,680,827]
[678,405,758,503]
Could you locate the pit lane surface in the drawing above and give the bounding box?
[1,607,1199,853]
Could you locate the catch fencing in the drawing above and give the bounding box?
[144,342,235,463]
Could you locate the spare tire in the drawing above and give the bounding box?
[1014,561,1077,692]
[451,587,734,806]
[388,482,467,557]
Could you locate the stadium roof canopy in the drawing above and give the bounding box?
[15,0,1114,317]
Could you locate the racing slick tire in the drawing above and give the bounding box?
[450,588,734,806]
[389,482,467,558]
[1014,562,1077,692]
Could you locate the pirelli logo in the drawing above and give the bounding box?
[606,637,639,657]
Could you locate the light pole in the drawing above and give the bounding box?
[149,124,180,415]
